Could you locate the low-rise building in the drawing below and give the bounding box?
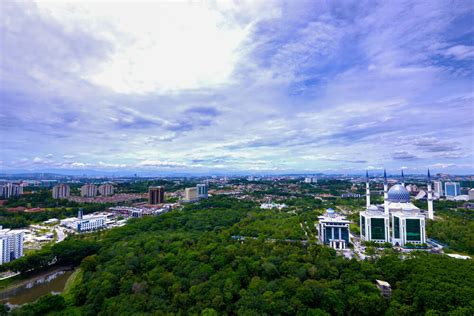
[61,211,106,232]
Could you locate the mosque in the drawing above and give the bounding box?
[360,170,434,247]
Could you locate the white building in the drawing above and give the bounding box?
[304,177,317,183]
[197,184,208,199]
[61,212,106,232]
[184,187,198,202]
[52,183,70,199]
[317,208,350,250]
[469,189,474,201]
[433,181,443,198]
[98,183,114,196]
[0,183,23,199]
[80,184,97,197]
[0,227,24,264]
[360,170,431,247]
[260,202,287,210]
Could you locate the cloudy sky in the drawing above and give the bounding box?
[1,0,473,175]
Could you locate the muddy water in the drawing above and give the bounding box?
[0,269,73,306]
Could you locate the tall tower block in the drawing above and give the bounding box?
[365,170,371,208]
[383,169,389,214]
[427,169,434,220]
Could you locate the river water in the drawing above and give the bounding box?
[0,269,73,306]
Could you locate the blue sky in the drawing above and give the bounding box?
[1,0,473,175]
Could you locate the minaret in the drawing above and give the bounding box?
[401,169,405,187]
[365,170,371,208]
[383,169,389,214]
[427,169,434,220]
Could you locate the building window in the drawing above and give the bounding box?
[371,218,385,240]
[394,216,400,239]
[361,216,366,237]
[406,219,421,241]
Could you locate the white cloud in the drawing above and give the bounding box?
[35,1,256,94]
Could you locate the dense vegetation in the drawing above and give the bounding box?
[9,196,474,315]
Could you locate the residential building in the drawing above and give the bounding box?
[317,208,350,250]
[148,186,165,204]
[52,183,70,199]
[469,189,474,201]
[444,182,461,197]
[98,183,114,196]
[0,227,24,264]
[184,187,198,202]
[197,183,208,199]
[0,183,23,199]
[80,184,97,197]
[304,177,317,183]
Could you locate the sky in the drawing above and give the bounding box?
[1,0,473,175]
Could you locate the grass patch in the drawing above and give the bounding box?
[62,268,83,303]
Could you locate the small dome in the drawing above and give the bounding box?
[368,205,378,211]
[327,208,334,213]
[388,184,410,203]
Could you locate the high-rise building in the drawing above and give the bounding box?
[0,227,24,265]
[80,184,97,197]
[317,208,350,250]
[184,187,198,202]
[52,184,70,199]
[444,182,461,197]
[304,177,317,183]
[197,184,208,199]
[98,183,114,196]
[148,186,165,204]
[433,181,443,198]
[0,183,23,199]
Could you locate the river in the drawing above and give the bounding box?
[0,268,73,306]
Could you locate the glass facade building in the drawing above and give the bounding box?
[370,218,385,240]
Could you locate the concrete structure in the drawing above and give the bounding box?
[61,210,106,232]
[148,186,165,204]
[469,189,474,201]
[317,208,350,250]
[98,183,114,196]
[52,183,70,199]
[184,187,198,202]
[304,177,317,183]
[0,183,23,199]
[444,182,461,197]
[433,181,443,198]
[197,183,208,199]
[260,202,287,210]
[360,170,430,247]
[80,184,97,197]
[365,170,370,208]
[0,227,24,265]
[375,280,392,298]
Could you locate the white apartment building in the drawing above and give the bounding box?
[52,183,71,199]
[0,227,24,264]
[98,183,114,196]
[80,184,97,197]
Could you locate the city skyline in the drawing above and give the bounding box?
[1,1,473,175]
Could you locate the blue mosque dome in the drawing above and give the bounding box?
[387,184,410,203]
